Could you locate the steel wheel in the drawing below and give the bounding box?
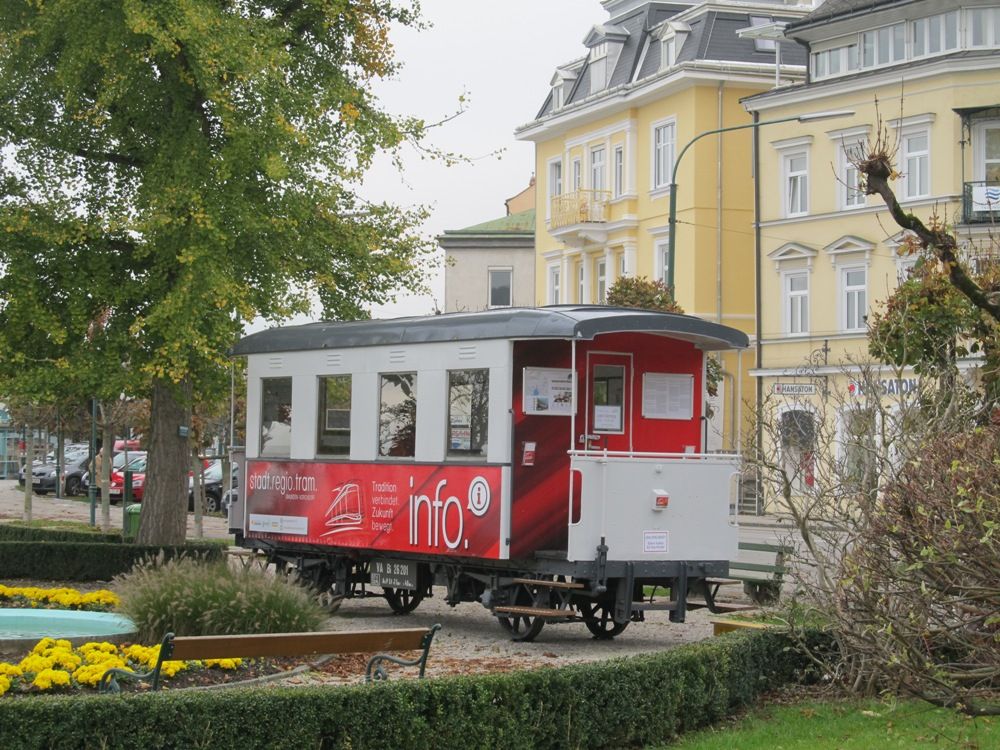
[383,587,424,614]
[580,600,629,640]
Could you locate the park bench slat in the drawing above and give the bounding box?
[168,628,429,661]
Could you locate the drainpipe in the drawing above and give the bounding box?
[753,110,764,476]
[717,81,724,325]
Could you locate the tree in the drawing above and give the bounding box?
[0,1,435,543]
[606,276,683,314]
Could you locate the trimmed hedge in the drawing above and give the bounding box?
[0,629,827,749]
[0,523,123,544]
[0,541,226,581]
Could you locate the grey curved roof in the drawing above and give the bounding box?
[232,306,749,355]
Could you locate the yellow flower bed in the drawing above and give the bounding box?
[0,637,243,696]
[0,584,120,611]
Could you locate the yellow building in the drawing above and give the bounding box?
[743,0,1000,509]
[515,0,809,453]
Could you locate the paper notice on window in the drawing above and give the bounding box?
[594,405,622,431]
[523,368,574,416]
[642,373,694,420]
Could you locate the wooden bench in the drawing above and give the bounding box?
[708,541,791,605]
[98,625,441,692]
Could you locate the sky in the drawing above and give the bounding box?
[361,0,603,319]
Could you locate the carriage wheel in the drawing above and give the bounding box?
[496,585,547,642]
[383,587,424,614]
[580,600,629,640]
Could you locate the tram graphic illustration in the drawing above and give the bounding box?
[321,481,364,536]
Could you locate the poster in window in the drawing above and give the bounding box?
[523,368,574,416]
[642,373,694,420]
[594,405,622,431]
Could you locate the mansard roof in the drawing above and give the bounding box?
[532,1,807,121]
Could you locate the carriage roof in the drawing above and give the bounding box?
[231,305,749,356]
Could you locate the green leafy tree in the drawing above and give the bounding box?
[0,1,434,543]
[606,276,683,314]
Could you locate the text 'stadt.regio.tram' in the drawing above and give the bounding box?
[229,306,748,641]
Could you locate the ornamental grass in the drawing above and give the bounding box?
[0,637,242,697]
[115,556,327,642]
[0,584,119,611]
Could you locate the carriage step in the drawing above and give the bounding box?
[511,578,585,590]
[494,606,574,619]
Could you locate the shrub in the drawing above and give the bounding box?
[0,629,829,749]
[0,541,225,581]
[115,557,327,641]
[0,522,123,544]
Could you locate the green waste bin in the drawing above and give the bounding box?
[124,503,142,539]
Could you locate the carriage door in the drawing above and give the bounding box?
[580,352,633,453]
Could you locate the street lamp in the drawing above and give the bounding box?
[665,109,855,293]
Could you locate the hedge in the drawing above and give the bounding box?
[0,629,828,750]
[0,523,123,544]
[0,541,226,581]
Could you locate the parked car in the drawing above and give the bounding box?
[189,459,238,514]
[108,453,149,503]
[18,451,92,496]
[82,450,148,494]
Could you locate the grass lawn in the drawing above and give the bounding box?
[659,698,998,749]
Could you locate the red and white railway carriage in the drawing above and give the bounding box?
[229,306,748,640]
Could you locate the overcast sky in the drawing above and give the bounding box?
[363,0,602,318]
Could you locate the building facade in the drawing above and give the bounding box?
[743,0,1000,508]
[440,179,536,312]
[515,0,810,451]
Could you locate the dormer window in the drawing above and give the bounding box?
[656,21,690,71]
[552,86,563,110]
[589,43,608,95]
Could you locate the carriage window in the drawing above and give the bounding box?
[379,373,417,458]
[260,378,292,457]
[593,365,624,432]
[448,369,489,458]
[317,375,351,456]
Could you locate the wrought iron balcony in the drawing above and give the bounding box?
[550,190,611,230]
[962,181,1000,224]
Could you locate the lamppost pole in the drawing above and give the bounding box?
[666,110,855,295]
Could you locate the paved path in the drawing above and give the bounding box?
[0,479,231,539]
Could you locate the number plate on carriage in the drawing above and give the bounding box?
[370,559,417,590]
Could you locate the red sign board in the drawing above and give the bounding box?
[244,461,503,559]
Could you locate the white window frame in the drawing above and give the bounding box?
[572,158,582,191]
[841,265,868,333]
[900,127,930,200]
[547,264,561,305]
[551,85,563,110]
[651,118,676,192]
[654,239,670,285]
[839,142,866,210]
[590,145,606,191]
[596,258,607,303]
[862,22,904,68]
[750,16,776,52]
[589,42,608,94]
[487,267,513,309]
[776,403,819,494]
[969,8,1000,48]
[577,263,585,303]
[783,271,809,336]
[613,145,624,198]
[546,158,562,220]
[783,150,809,217]
[973,120,1000,182]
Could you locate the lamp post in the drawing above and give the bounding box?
[665,110,855,294]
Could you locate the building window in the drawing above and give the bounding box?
[596,258,607,303]
[970,8,1000,47]
[317,375,351,456]
[592,364,625,433]
[780,409,816,492]
[840,143,865,209]
[447,369,489,459]
[975,122,1000,182]
[911,12,959,57]
[589,42,607,94]
[661,36,676,68]
[551,85,563,110]
[619,252,627,277]
[842,266,867,332]
[260,378,292,457]
[572,158,582,191]
[750,16,775,51]
[783,151,809,217]
[652,121,675,190]
[655,239,670,285]
[840,406,877,491]
[784,272,809,335]
[613,145,624,198]
[488,268,512,308]
[549,160,562,198]
[379,373,417,458]
[901,129,929,199]
[547,264,561,304]
[862,23,904,67]
[590,146,606,191]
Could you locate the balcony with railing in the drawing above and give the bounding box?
[548,190,611,246]
[962,181,1000,224]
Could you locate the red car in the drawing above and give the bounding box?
[109,454,149,502]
